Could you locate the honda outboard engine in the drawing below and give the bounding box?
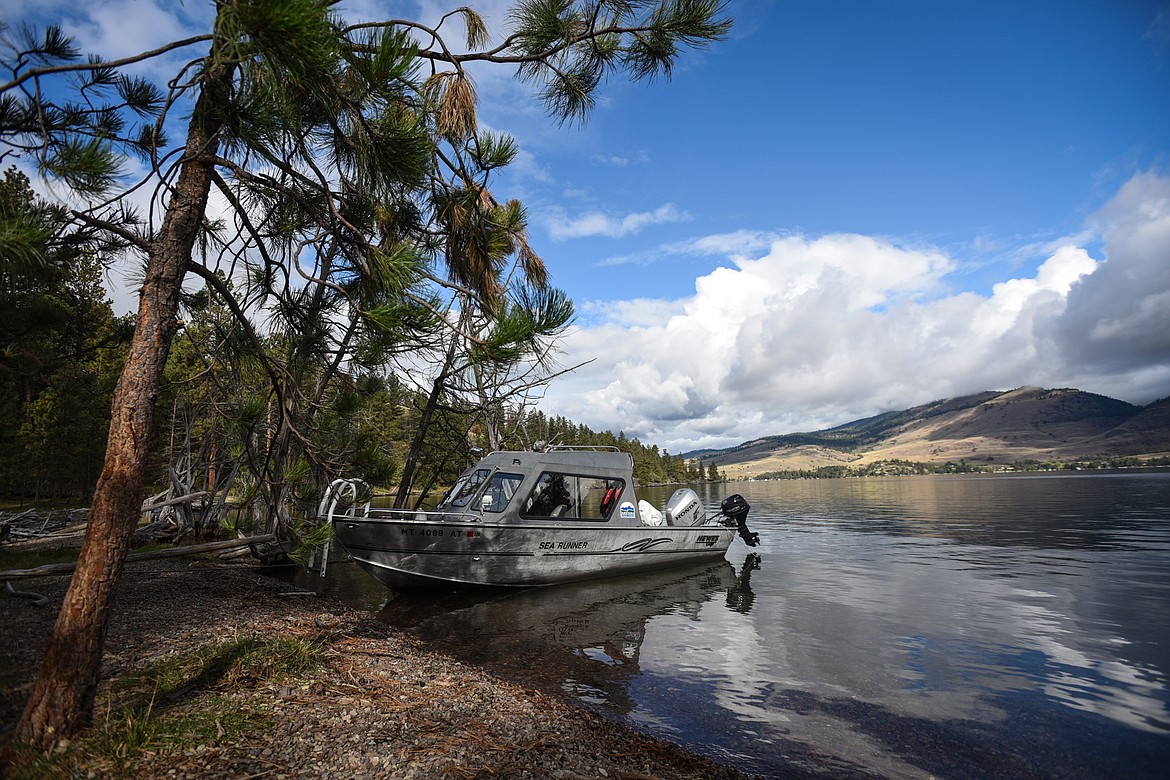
[665,488,706,526]
[720,494,760,546]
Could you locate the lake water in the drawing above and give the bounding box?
[299,471,1170,779]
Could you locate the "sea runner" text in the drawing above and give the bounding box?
[539,540,589,550]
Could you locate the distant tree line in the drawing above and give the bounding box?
[493,410,721,486]
[752,456,1170,481]
[1009,456,1170,471]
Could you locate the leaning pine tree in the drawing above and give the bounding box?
[0,0,732,748]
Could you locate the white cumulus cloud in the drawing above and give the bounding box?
[542,172,1170,452]
[1040,171,1170,385]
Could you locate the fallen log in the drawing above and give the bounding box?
[0,534,276,580]
[1,521,91,552]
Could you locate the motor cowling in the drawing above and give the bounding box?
[665,488,706,526]
[720,494,760,546]
[720,494,750,524]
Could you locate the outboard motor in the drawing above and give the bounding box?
[664,488,706,526]
[720,494,760,547]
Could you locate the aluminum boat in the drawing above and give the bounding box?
[320,445,759,590]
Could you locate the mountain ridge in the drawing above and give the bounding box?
[687,387,1170,478]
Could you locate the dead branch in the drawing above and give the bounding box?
[3,580,51,607]
[140,490,211,513]
[0,534,276,580]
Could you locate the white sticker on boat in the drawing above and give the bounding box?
[620,501,636,520]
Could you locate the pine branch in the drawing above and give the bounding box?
[1,35,214,94]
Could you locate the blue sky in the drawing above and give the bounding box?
[8,0,1170,453]
[501,1,1169,296]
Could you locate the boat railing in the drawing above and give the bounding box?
[543,444,621,453]
[357,506,482,523]
[318,478,481,525]
[485,443,622,455]
[318,478,372,521]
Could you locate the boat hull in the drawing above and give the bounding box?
[332,516,735,589]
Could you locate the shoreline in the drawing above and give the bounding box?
[1,557,756,779]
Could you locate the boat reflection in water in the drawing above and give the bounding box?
[377,554,762,712]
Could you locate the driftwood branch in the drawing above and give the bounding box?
[0,534,276,580]
[4,581,51,607]
[140,491,211,512]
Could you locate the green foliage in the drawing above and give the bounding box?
[288,520,336,566]
[0,168,128,500]
[42,136,123,196]
[0,172,62,281]
[2,24,163,205]
[161,275,413,536]
[471,131,519,172]
[507,0,733,124]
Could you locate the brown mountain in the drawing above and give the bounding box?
[693,387,1170,478]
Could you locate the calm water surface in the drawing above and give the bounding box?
[302,471,1170,778]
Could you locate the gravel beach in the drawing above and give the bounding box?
[1,556,758,779]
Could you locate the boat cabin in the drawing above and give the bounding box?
[436,446,642,526]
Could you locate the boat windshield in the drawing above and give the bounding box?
[438,468,491,509]
[480,472,524,513]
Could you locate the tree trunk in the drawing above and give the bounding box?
[394,308,468,509]
[14,71,227,749]
[394,370,447,509]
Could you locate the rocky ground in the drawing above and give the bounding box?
[1,552,756,779]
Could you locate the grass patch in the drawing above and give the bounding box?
[83,693,261,777]
[114,634,321,701]
[0,547,82,572]
[4,635,321,778]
